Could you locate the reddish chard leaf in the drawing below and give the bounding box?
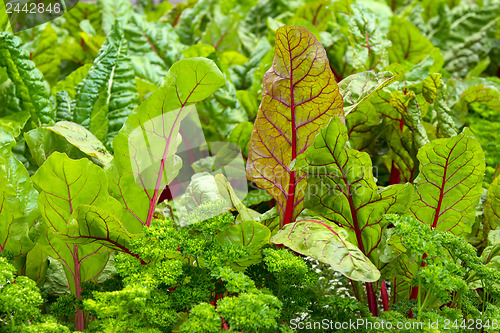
[108,58,225,231]
[246,26,344,228]
[410,128,485,235]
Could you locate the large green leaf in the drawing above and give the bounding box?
[99,0,134,35]
[64,205,138,257]
[30,24,61,87]
[388,16,435,67]
[299,117,413,263]
[0,128,37,257]
[409,128,485,235]
[0,32,54,127]
[108,57,225,231]
[32,152,121,233]
[246,26,344,228]
[272,219,380,282]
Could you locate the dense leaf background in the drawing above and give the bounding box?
[0,0,500,332]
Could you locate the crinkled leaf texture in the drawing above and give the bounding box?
[0,128,37,257]
[72,21,139,147]
[410,128,485,235]
[108,57,225,232]
[299,117,413,263]
[272,219,380,282]
[0,32,54,127]
[246,26,343,228]
[217,220,271,271]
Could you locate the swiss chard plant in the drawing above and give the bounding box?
[1,0,500,332]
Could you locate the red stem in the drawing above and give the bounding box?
[73,245,85,331]
[282,38,298,228]
[381,281,389,312]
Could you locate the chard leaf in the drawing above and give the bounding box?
[242,189,273,208]
[246,26,343,227]
[428,3,499,78]
[99,0,134,35]
[0,32,54,127]
[390,91,430,149]
[45,121,113,166]
[410,128,485,235]
[73,21,139,146]
[125,15,183,84]
[300,117,413,263]
[388,16,435,67]
[64,205,138,257]
[201,7,240,52]
[37,231,110,296]
[0,128,37,257]
[31,152,122,296]
[454,83,500,125]
[339,70,399,116]
[216,220,271,271]
[32,152,121,233]
[272,219,380,282]
[63,2,103,39]
[30,24,60,87]
[346,4,391,72]
[109,57,225,231]
[0,0,11,32]
[53,64,92,99]
[228,122,253,158]
[485,176,500,230]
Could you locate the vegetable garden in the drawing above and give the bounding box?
[0,0,500,331]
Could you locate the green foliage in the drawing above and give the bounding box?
[1,0,500,331]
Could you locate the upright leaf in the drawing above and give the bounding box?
[0,32,54,127]
[99,0,134,35]
[410,128,485,235]
[246,26,344,228]
[109,57,225,231]
[30,24,61,87]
